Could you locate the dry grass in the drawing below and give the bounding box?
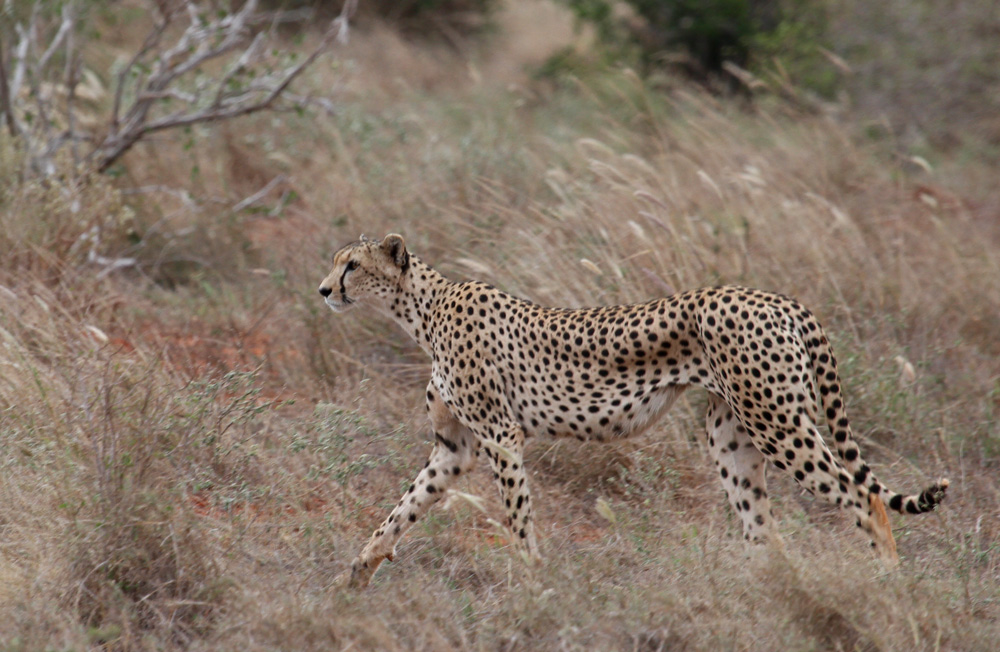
[2,4,999,650]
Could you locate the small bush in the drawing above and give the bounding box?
[366,0,500,36]
[270,0,501,42]
[559,0,836,95]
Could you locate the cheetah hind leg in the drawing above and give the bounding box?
[867,492,899,569]
[705,395,786,553]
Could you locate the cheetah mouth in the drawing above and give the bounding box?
[325,296,354,312]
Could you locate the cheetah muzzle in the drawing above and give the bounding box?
[318,234,949,587]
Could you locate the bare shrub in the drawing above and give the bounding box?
[0,0,355,179]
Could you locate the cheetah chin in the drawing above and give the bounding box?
[324,297,352,313]
[319,233,950,588]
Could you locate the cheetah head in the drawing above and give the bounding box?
[318,234,410,313]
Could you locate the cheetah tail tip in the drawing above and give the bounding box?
[894,477,950,514]
[926,477,950,509]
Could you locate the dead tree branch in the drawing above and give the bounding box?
[0,31,17,138]
[90,0,356,172]
[0,0,356,178]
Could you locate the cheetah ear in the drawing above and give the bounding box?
[382,234,409,272]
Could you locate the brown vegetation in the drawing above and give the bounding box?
[1,2,999,650]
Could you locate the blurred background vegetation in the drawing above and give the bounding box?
[1,1,998,650]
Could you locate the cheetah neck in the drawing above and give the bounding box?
[378,256,452,356]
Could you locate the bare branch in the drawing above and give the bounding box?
[0,31,18,138]
[158,0,257,85]
[232,174,286,213]
[37,3,74,73]
[91,1,352,172]
[281,93,338,115]
[64,7,82,168]
[3,0,355,178]
[111,17,168,133]
[212,32,264,109]
[334,0,359,44]
[9,8,34,100]
[24,6,55,144]
[137,89,199,104]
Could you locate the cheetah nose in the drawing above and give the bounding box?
[318,286,333,298]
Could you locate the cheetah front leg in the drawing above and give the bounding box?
[479,422,540,562]
[345,385,478,589]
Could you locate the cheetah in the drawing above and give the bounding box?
[318,234,949,588]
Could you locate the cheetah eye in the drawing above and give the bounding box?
[346,260,359,271]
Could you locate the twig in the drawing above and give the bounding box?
[111,16,168,133]
[8,15,29,102]
[0,31,17,138]
[37,4,74,73]
[64,6,82,167]
[232,174,286,213]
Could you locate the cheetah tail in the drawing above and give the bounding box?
[800,316,951,516]
[881,478,950,515]
[798,318,867,475]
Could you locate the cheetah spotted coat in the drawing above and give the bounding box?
[319,235,948,588]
